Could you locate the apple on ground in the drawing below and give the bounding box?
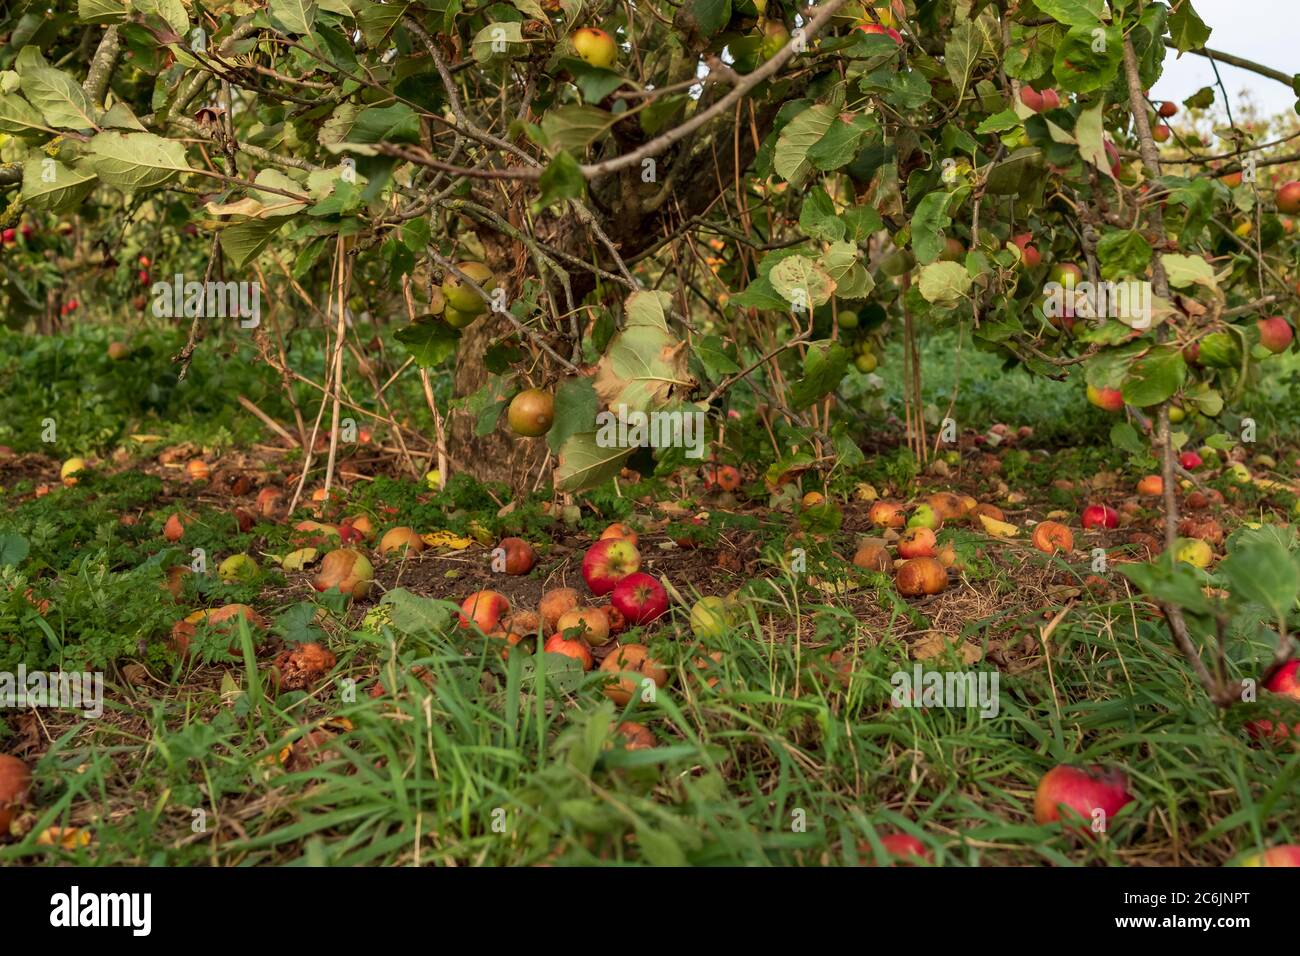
[380,526,425,556]
[0,754,32,832]
[1031,520,1073,554]
[1136,475,1163,496]
[312,549,374,599]
[1173,537,1213,568]
[458,589,510,631]
[218,553,258,583]
[852,539,892,572]
[1081,504,1119,530]
[897,526,937,559]
[600,522,639,546]
[60,457,87,487]
[1034,764,1133,832]
[895,557,947,597]
[868,501,905,528]
[539,587,581,633]
[1179,450,1202,470]
[690,595,732,639]
[611,572,669,625]
[582,537,641,595]
[496,536,536,574]
[543,633,594,670]
[1240,845,1300,867]
[600,643,668,704]
[863,832,931,866]
[555,606,611,647]
[906,503,941,530]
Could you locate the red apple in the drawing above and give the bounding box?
[610,572,668,625]
[543,632,594,670]
[582,537,641,596]
[1277,181,1300,216]
[1241,845,1300,867]
[1081,504,1119,530]
[854,22,902,43]
[600,642,668,704]
[868,500,906,528]
[897,526,937,559]
[458,589,510,632]
[1012,232,1040,268]
[1086,384,1124,412]
[1157,101,1177,118]
[1034,764,1133,832]
[1257,316,1293,354]
[0,754,32,833]
[600,522,639,546]
[497,536,536,575]
[1152,124,1171,143]
[866,832,931,866]
[895,557,947,597]
[1179,450,1202,470]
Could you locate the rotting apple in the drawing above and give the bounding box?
[582,537,641,596]
[1031,520,1074,555]
[895,557,947,597]
[379,526,425,556]
[186,459,210,481]
[868,501,906,528]
[897,526,937,559]
[454,591,507,633]
[312,549,374,599]
[600,643,668,704]
[614,721,656,750]
[539,587,581,633]
[255,486,283,518]
[852,538,893,572]
[1033,764,1133,832]
[925,492,967,521]
[163,512,192,542]
[0,754,33,833]
[611,572,669,625]
[556,606,611,646]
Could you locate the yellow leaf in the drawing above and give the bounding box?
[421,530,472,549]
[978,513,1020,537]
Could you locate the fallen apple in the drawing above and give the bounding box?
[60,457,87,487]
[690,595,731,639]
[497,536,536,575]
[907,503,941,530]
[1031,520,1074,554]
[543,632,593,670]
[1174,537,1213,569]
[379,526,425,557]
[458,589,510,632]
[312,549,374,599]
[897,526,937,559]
[611,572,669,625]
[1033,764,1133,832]
[1179,450,1202,470]
[218,553,259,584]
[868,501,906,528]
[539,587,581,633]
[600,522,639,546]
[0,754,33,833]
[1240,845,1300,867]
[852,539,893,572]
[614,721,656,750]
[186,459,210,481]
[582,536,641,595]
[895,557,947,597]
[1136,475,1163,496]
[600,642,668,704]
[1081,504,1119,530]
[556,606,611,646]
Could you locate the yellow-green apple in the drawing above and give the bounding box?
[907,503,941,530]
[690,596,731,639]
[1174,537,1212,568]
[582,537,641,595]
[611,572,668,625]
[441,261,495,316]
[218,553,258,583]
[572,27,618,68]
[507,388,554,437]
[313,549,374,598]
[1034,764,1133,830]
[60,457,87,487]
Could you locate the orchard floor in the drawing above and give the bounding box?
[1,327,1299,866]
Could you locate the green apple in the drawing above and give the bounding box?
[218,553,259,583]
[690,596,731,639]
[1174,537,1212,569]
[855,352,878,373]
[441,261,496,316]
[838,310,859,329]
[907,503,939,529]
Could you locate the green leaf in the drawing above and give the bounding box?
[693,334,741,380]
[547,377,599,454]
[347,103,420,144]
[1052,23,1120,94]
[789,340,849,408]
[1217,535,1299,620]
[821,242,873,299]
[540,104,617,154]
[395,314,459,367]
[1167,1,1211,54]
[976,109,1022,134]
[798,187,846,242]
[472,21,525,63]
[917,261,972,305]
[0,534,29,566]
[20,159,96,211]
[0,92,47,135]
[807,112,875,172]
[383,588,454,635]
[78,0,128,24]
[911,191,953,264]
[355,0,410,47]
[554,432,634,492]
[769,255,835,309]
[943,19,984,104]
[1033,0,1104,26]
[1096,229,1152,280]
[268,0,317,34]
[1109,421,1144,456]
[1162,253,1217,291]
[132,0,188,35]
[773,104,836,189]
[674,0,730,42]
[89,131,191,189]
[20,67,99,131]
[1121,346,1185,407]
[536,151,586,209]
[1118,554,1214,616]
[219,218,282,268]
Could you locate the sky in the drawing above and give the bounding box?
[1150,0,1297,123]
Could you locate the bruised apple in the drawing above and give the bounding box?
[600,643,668,704]
[868,501,905,528]
[1031,521,1074,554]
[312,549,374,599]
[852,539,893,572]
[0,755,32,833]
[459,590,509,632]
[539,587,581,633]
[380,526,425,556]
[897,526,937,559]
[895,557,947,597]
[555,606,611,646]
